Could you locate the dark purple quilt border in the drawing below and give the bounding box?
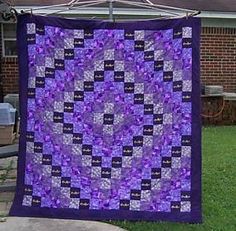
[9,14,202,223]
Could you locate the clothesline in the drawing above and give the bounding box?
[1,0,201,22]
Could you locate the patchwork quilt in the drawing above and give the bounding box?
[10,14,202,223]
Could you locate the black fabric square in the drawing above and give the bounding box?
[171,201,181,211]
[143,125,153,136]
[182,92,192,102]
[94,71,104,82]
[123,146,133,156]
[125,31,134,40]
[173,81,182,92]
[181,135,192,146]
[104,60,114,70]
[26,131,34,142]
[114,71,124,82]
[36,77,45,88]
[24,185,33,195]
[45,67,55,78]
[55,59,64,70]
[141,179,151,190]
[120,199,130,210]
[64,49,74,59]
[134,94,144,104]
[183,38,192,48]
[82,144,92,155]
[32,196,41,207]
[154,114,163,125]
[144,51,154,61]
[27,34,36,44]
[181,191,191,201]
[74,38,84,47]
[173,29,182,39]
[101,168,111,178]
[53,112,64,123]
[92,156,102,167]
[84,30,93,39]
[124,83,134,93]
[79,199,90,209]
[61,177,71,187]
[36,26,45,35]
[151,168,161,179]
[70,187,80,198]
[103,114,114,124]
[52,166,61,176]
[130,190,141,200]
[34,142,43,153]
[162,157,172,168]
[74,91,84,101]
[27,88,35,98]
[163,72,173,82]
[144,104,153,115]
[42,154,52,165]
[84,81,94,91]
[112,157,122,168]
[64,102,74,113]
[73,133,83,144]
[63,123,73,134]
[135,41,144,51]
[154,60,164,71]
[133,136,143,147]
[172,146,181,157]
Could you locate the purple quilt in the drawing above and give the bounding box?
[10,14,201,223]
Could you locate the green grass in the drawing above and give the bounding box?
[112,126,236,231]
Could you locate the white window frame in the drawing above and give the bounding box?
[1,22,17,57]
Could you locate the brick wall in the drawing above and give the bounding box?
[1,57,18,95]
[201,27,236,92]
[0,23,3,101]
[0,22,18,97]
[1,26,236,95]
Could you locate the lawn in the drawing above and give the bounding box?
[112,126,236,231]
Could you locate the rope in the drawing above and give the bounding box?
[201,99,226,118]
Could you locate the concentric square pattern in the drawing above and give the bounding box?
[23,23,193,213]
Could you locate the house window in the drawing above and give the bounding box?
[2,23,17,57]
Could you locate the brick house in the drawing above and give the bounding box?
[0,0,236,98]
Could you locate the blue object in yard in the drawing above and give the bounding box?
[0,103,16,125]
[4,94,19,115]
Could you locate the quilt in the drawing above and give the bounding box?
[10,14,202,223]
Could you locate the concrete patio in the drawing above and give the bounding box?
[0,217,126,231]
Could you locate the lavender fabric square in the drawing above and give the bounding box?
[10,14,201,223]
